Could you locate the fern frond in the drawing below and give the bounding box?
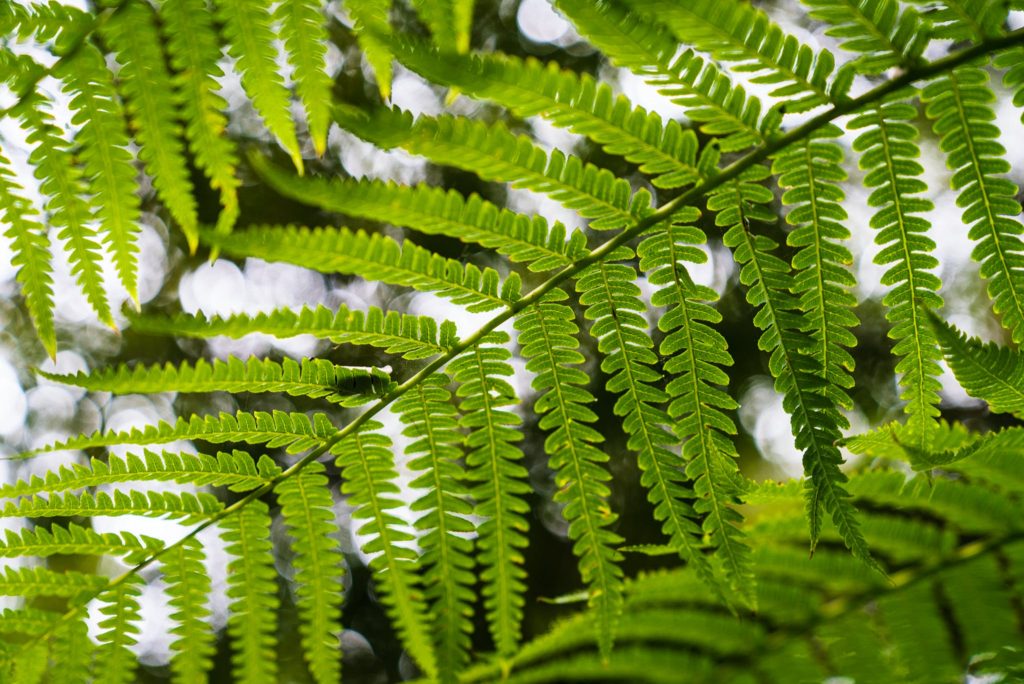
[93,578,142,684]
[214,0,303,172]
[910,0,1008,40]
[58,43,140,302]
[626,0,850,112]
[335,107,650,231]
[205,224,520,312]
[448,335,529,657]
[0,148,55,356]
[223,500,278,684]
[50,618,90,684]
[515,290,623,659]
[348,0,394,99]
[251,155,588,271]
[997,48,1024,123]
[331,421,437,677]
[848,101,943,436]
[40,356,392,405]
[411,0,473,54]
[18,94,110,326]
[0,450,280,499]
[772,125,858,410]
[276,0,332,156]
[164,538,215,684]
[102,3,198,250]
[159,0,241,234]
[636,214,752,599]
[391,40,704,187]
[555,0,775,151]
[128,304,457,360]
[0,607,61,639]
[800,0,931,74]
[276,461,344,684]
[923,66,1024,342]
[0,523,162,562]
[0,566,105,600]
[396,375,475,681]
[0,489,223,523]
[710,169,872,565]
[21,411,339,457]
[931,316,1024,416]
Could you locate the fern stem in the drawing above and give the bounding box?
[21,26,1024,652]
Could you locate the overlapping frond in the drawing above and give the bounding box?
[128,304,457,360]
[931,316,1024,417]
[164,539,215,684]
[347,0,394,99]
[251,155,588,271]
[0,566,105,600]
[0,489,223,523]
[411,0,473,54]
[93,578,143,684]
[275,0,333,156]
[204,224,520,312]
[910,0,1008,40]
[0,524,163,562]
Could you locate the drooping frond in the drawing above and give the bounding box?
[334,107,651,231]
[128,304,458,361]
[222,500,278,684]
[20,411,339,457]
[251,154,589,271]
[330,421,437,677]
[931,316,1024,417]
[347,0,394,99]
[0,450,280,499]
[848,100,943,436]
[214,0,303,172]
[101,3,198,250]
[93,578,143,684]
[164,538,215,684]
[0,489,223,523]
[275,461,345,684]
[158,0,240,235]
[515,290,623,659]
[554,0,775,151]
[448,335,529,657]
[40,356,394,406]
[58,43,140,301]
[0,523,162,562]
[800,0,931,74]
[710,168,872,565]
[275,0,333,156]
[772,125,858,411]
[636,213,752,599]
[625,0,852,112]
[411,0,473,54]
[395,375,475,681]
[204,224,520,312]
[0,148,54,356]
[391,40,703,188]
[923,66,1024,342]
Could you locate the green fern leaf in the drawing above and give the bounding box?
[164,538,215,684]
[276,0,332,156]
[0,566,105,600]
[102,3,199,250]
[772,125,858,411]
[411,0,473,54]
[334,107,650,231]
[848,101,943,437]
[205,224,520,312]
[0,148,55,356]
[0,489,223,523]
[711,169,873,566]
[331,421,437,677]
[997,47,1024,123]
[637,215,752,600]
[396,375,475,681]
[128,304,457,360]
[800,0,931,74]
[912,0,1008,40]
[555,0,775,151]
[448,335,530,657]
[391,40,704,187]
[58,43,141,302]
[0,523,162,562]
[93,578,143,684]
[931,316,1024,416]
[20,411,339,457]
[348,0,394,99]
[50,618,91,684]
[0,450,280,499]
[214,0,303,173]
[18,94,111,327]
[276,461,345,683]
[251,154,588,271]
[515,291,624,660]
[922,66,1024,342]
[159,0,241,235]
[223,500,278,684]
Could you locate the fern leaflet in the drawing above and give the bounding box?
[93,578,142,684]
[931,316,1024,417]
[276,0,332,156]
[164,538,215,683]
